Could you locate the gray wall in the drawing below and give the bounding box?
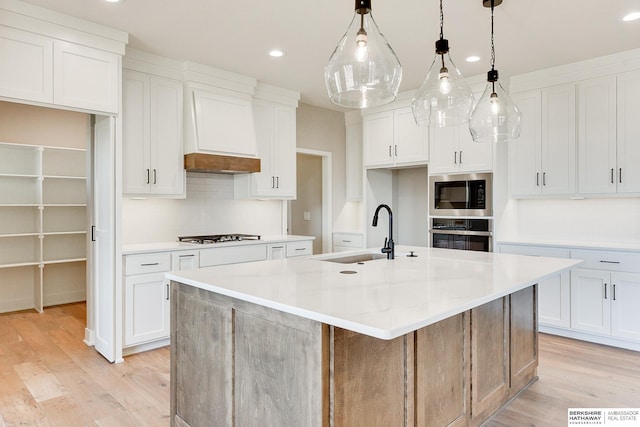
[290,154,323,254]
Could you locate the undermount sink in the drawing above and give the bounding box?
[321,253,387,264]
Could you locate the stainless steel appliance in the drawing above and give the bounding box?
[429,172,492,217]
[430,218,493,252]
[178,234,261,244]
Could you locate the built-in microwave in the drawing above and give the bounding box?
[429,172,493,217]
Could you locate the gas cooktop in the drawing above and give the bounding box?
[177,234,261,245]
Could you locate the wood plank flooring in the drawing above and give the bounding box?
[0,302,638,426]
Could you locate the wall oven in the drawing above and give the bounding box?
[429,172,492,217]
[430,218,493,252]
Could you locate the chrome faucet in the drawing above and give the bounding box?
[372,204,394,260]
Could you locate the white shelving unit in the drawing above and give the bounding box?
[0,141,87,313]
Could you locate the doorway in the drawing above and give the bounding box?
[289,149,332,254]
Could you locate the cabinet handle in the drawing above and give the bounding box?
[271,176,275,188]
[91,225,96,242]
[536,172,539,187]
[611,168,614,184]
[272,245,284,249]
[604,283,607,300]
[276,176,279,189]
[141,262,159,266]
[146,169,150,184]
[543,172,546,186]
[459,151,463,164]
[600,260,620,264]
[454,151,458,164]
[153,169,157,184]
[342,240,352,243]
[395,145,398,157]
[295,247,306,251]
[389,145,392,158]
[619,168,622,184]
[166,283,170,301]
[613,284,616,301]
[179,254,195,258]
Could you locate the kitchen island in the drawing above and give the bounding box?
[166,246,580,427]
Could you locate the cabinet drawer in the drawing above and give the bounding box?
[332,233,363,249]
[125,252,172,275]
[571,249,640,273]
[287,241,313,257]
[200,244,267,267]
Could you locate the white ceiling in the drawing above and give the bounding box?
[20,0,640,111]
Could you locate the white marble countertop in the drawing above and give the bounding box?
[497,239,640,252]
[166,245,581,340]
[122,235,315,255]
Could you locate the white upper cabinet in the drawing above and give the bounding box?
[510,84,576,197]
[363,106,428,168]
[578,76,617,194]
[234,84,299,200]
[239,99,296,198]
[0,25,121,114]
[185,85,258,157]
[616,70,640,194]
[0,26,53,103]
[429,124,493,174]
[53,41,119,113]
[123,70,184,196]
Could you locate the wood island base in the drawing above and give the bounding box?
[170,282,538,427]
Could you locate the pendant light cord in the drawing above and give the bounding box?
[490,0,495,71]
[439,0,444,40]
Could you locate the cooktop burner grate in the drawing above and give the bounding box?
[177,234,261,244]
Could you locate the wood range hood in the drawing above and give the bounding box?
[184,153,261,174]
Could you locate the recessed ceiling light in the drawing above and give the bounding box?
[466,56,481,63]
[269,50,286,58]
[623,12,640,22]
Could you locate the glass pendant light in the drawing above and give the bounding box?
[325,0,402,109]
[411,0,473,127]
[469,0,522,143]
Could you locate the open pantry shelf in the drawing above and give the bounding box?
[0,141,88,313]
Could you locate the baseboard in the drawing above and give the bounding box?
[540,325,640,352]
[122,338,170,357]
[0,297,36,314]
[84,328,95,346]
[43,290,86,307]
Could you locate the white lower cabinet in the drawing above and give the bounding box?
[571,268,640,341]
[499,244,571,328]
[199,244,267,267]
[333,233,364,252]
[286,240,313,257]
[267,243,286,260]
[124,272,170,346]
[499,243,640,351]
[123,252,172,347]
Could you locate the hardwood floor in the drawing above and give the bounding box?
[0,302,638,426]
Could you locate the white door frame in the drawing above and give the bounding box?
[294,148,332,253]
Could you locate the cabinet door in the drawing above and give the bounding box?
[122,71,151,194]
[124,272,170,346]
[393,107,428,165]
[578,77,617,194]
[192,89,257,157]
[458,125,493,173]
[150,77,184,196]
[570,268,611,335]
[0,26,53,103]
[428,125,458,174]
[267,244,286,260]
[611,272,640,341]
[53,41,119,113]
[272,105,296,198]
[509,91,541,197]
[251,101,276,196]
[616,70,640,194]
[172,251,199,271]
[363,111,394,167]
[541,84,576,195]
